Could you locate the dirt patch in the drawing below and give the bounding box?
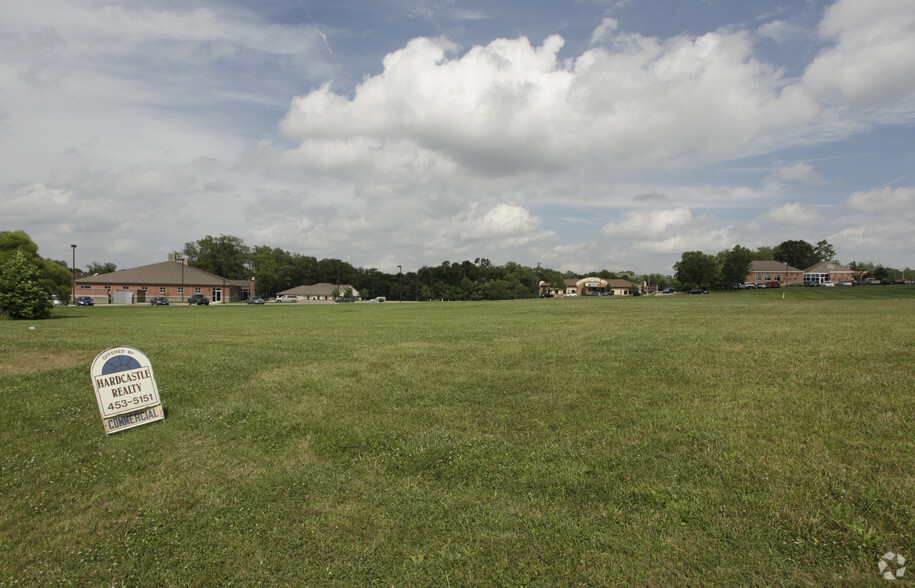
[0,350,94,377]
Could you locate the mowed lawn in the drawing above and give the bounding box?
[1,288,913,585]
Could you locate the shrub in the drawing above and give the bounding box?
[0,250,52,320]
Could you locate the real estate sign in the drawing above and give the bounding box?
[91,346,164,434]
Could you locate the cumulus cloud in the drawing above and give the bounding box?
[754,202,824,226]
[803,0,915,107]
[275,27,820,183]
[600,207,732,253]
[590,17,619,45]
[846,186,915,212]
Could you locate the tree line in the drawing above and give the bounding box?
[2,229,911,320]
[180,235,676,301]
[673,239,910,290]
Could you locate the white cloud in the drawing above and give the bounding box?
[764,163,827,186]
[754,202,824,226]
[600,207,732,254]
[803,0,915,107]
[590,17,619,45]
[846,186,915,212]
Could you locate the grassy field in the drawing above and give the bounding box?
[1,287,913,585]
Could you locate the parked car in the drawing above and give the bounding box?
[187,294,209,305]
[539,293,553,298]
[149,296,170,305]
[743,283,757,289]
[804,281,820,287]
[765,281,781,288]
[246,296,265,304]
[75,296,94,306]
[276,295,298,303]
[334,297,355,303]
[662,288,675,294]
[687,288,709,295]
[837,280,854,286]
[822,281,835,287]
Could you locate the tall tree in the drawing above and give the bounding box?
[717,245,754,288]
[674,251,719,288]
[813,240,837,264]
[773,240,816,270]
[183,235,251,279]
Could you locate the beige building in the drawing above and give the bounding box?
[539,277,637,297]
[277,283,361,301]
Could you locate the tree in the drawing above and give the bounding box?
[86,261,118,274]
[717,245,754,289]
[0,250,52,320]
[183,235,251,279]
[813,240,837,264]
[674,251,719,289]
[773,240,817,270]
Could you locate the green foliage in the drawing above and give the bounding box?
[86,261,118,274]
[774,239,817,269]
[717,244,754,288]
[674,251,719,288]
[0,250,52,320]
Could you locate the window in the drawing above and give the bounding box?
[141,286,148,292]
[122,286,130,290]
[177,287,184,294]
[195,287,202,294]
[775,274,781,280]
[765,275,771,281]
[160,287,167,294]
[80,285,91,289]
[755,274,762,280]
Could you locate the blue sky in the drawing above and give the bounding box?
[2,0,913,274]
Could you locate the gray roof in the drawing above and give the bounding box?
[750,260,802,273]
[75,260,249,287]
[803,261,851,273]
[279,283,361,297]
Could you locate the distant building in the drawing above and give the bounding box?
[74,254,255,303]
[277,283,361,301]
[745,260,853,286]
[747,260,803,285]
[538,277,637,297]
[801,261,855,285]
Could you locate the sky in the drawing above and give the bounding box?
[2,0,914,275]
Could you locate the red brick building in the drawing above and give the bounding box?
[74,255,255,304]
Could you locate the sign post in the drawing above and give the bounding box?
[91,346,164,434]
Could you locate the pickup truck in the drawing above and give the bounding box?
[187,294,209,305]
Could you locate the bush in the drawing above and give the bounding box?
[0,250,52,320]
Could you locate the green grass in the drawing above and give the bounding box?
[2,287,913,585]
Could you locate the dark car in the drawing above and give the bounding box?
[662,288,675,294]
[75,296,94,306]
[188,294,209,305]
[687,288,709,295]
[334,297,355,303]
[150,296,170,305]
[246,296,265,304]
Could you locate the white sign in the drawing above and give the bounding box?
[91,346,164,434]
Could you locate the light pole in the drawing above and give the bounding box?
[398,265,402,303]
[70,244,76,305]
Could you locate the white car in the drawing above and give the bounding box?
[276,295,299,302]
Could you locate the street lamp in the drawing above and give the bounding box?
[398,265,402,303]
[70,244,76,305]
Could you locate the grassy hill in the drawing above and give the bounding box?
[2,287,913,585]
